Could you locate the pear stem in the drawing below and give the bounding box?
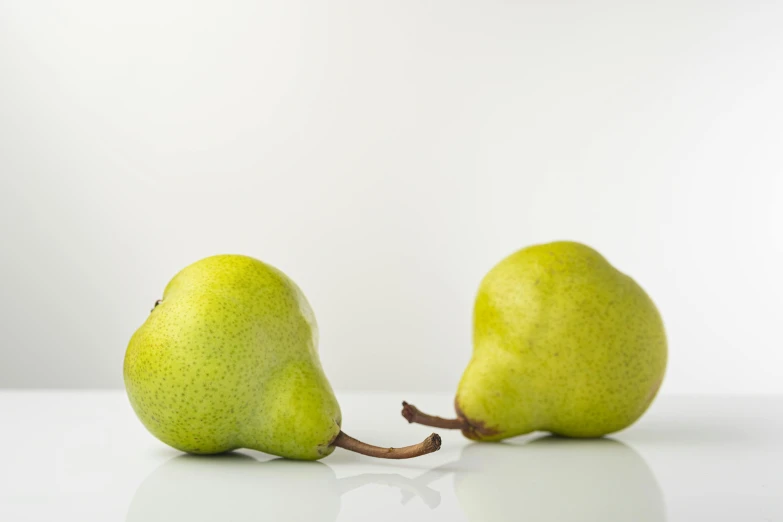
[331,431,441,459]
[401,401,467,430]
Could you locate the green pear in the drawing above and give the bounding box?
[125,255,440,460]
[402,241,667,439]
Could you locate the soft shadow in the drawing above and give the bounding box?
[126,452,442,522]
[406,436,666,522]
[622,422,749,445]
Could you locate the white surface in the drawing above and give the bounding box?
[0,391,780,521]
[1,1,783,393]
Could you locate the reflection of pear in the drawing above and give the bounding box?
[454,437,666,522]
[126,454,338,522]
[126,453,442,522]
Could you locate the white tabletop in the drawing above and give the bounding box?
[0,391,780,521]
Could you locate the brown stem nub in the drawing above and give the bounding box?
[401,401,467,431]
[331,431,441,459]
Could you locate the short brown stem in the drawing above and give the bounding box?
[331,431,441,459]
[401,401,468,431]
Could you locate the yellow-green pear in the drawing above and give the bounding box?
[402,241,667,439]
[125,255,440,460]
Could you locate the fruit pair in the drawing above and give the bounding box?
[124,242,666,460]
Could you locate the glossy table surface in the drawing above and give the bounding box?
[0,391,780,521]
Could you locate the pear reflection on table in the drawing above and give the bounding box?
[407,436,666,522]
[126,452,441,522]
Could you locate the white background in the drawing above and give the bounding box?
[1,1,781,394]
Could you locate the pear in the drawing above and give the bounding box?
[402,241,667,439]
[124,255,440,460]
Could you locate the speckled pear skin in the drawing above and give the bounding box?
[455,242,667,440]
[124,255,342,460]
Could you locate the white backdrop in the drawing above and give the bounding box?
[1,1,781,393]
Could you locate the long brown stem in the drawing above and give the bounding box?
[331,431,441,459]
[401,401,468,430]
